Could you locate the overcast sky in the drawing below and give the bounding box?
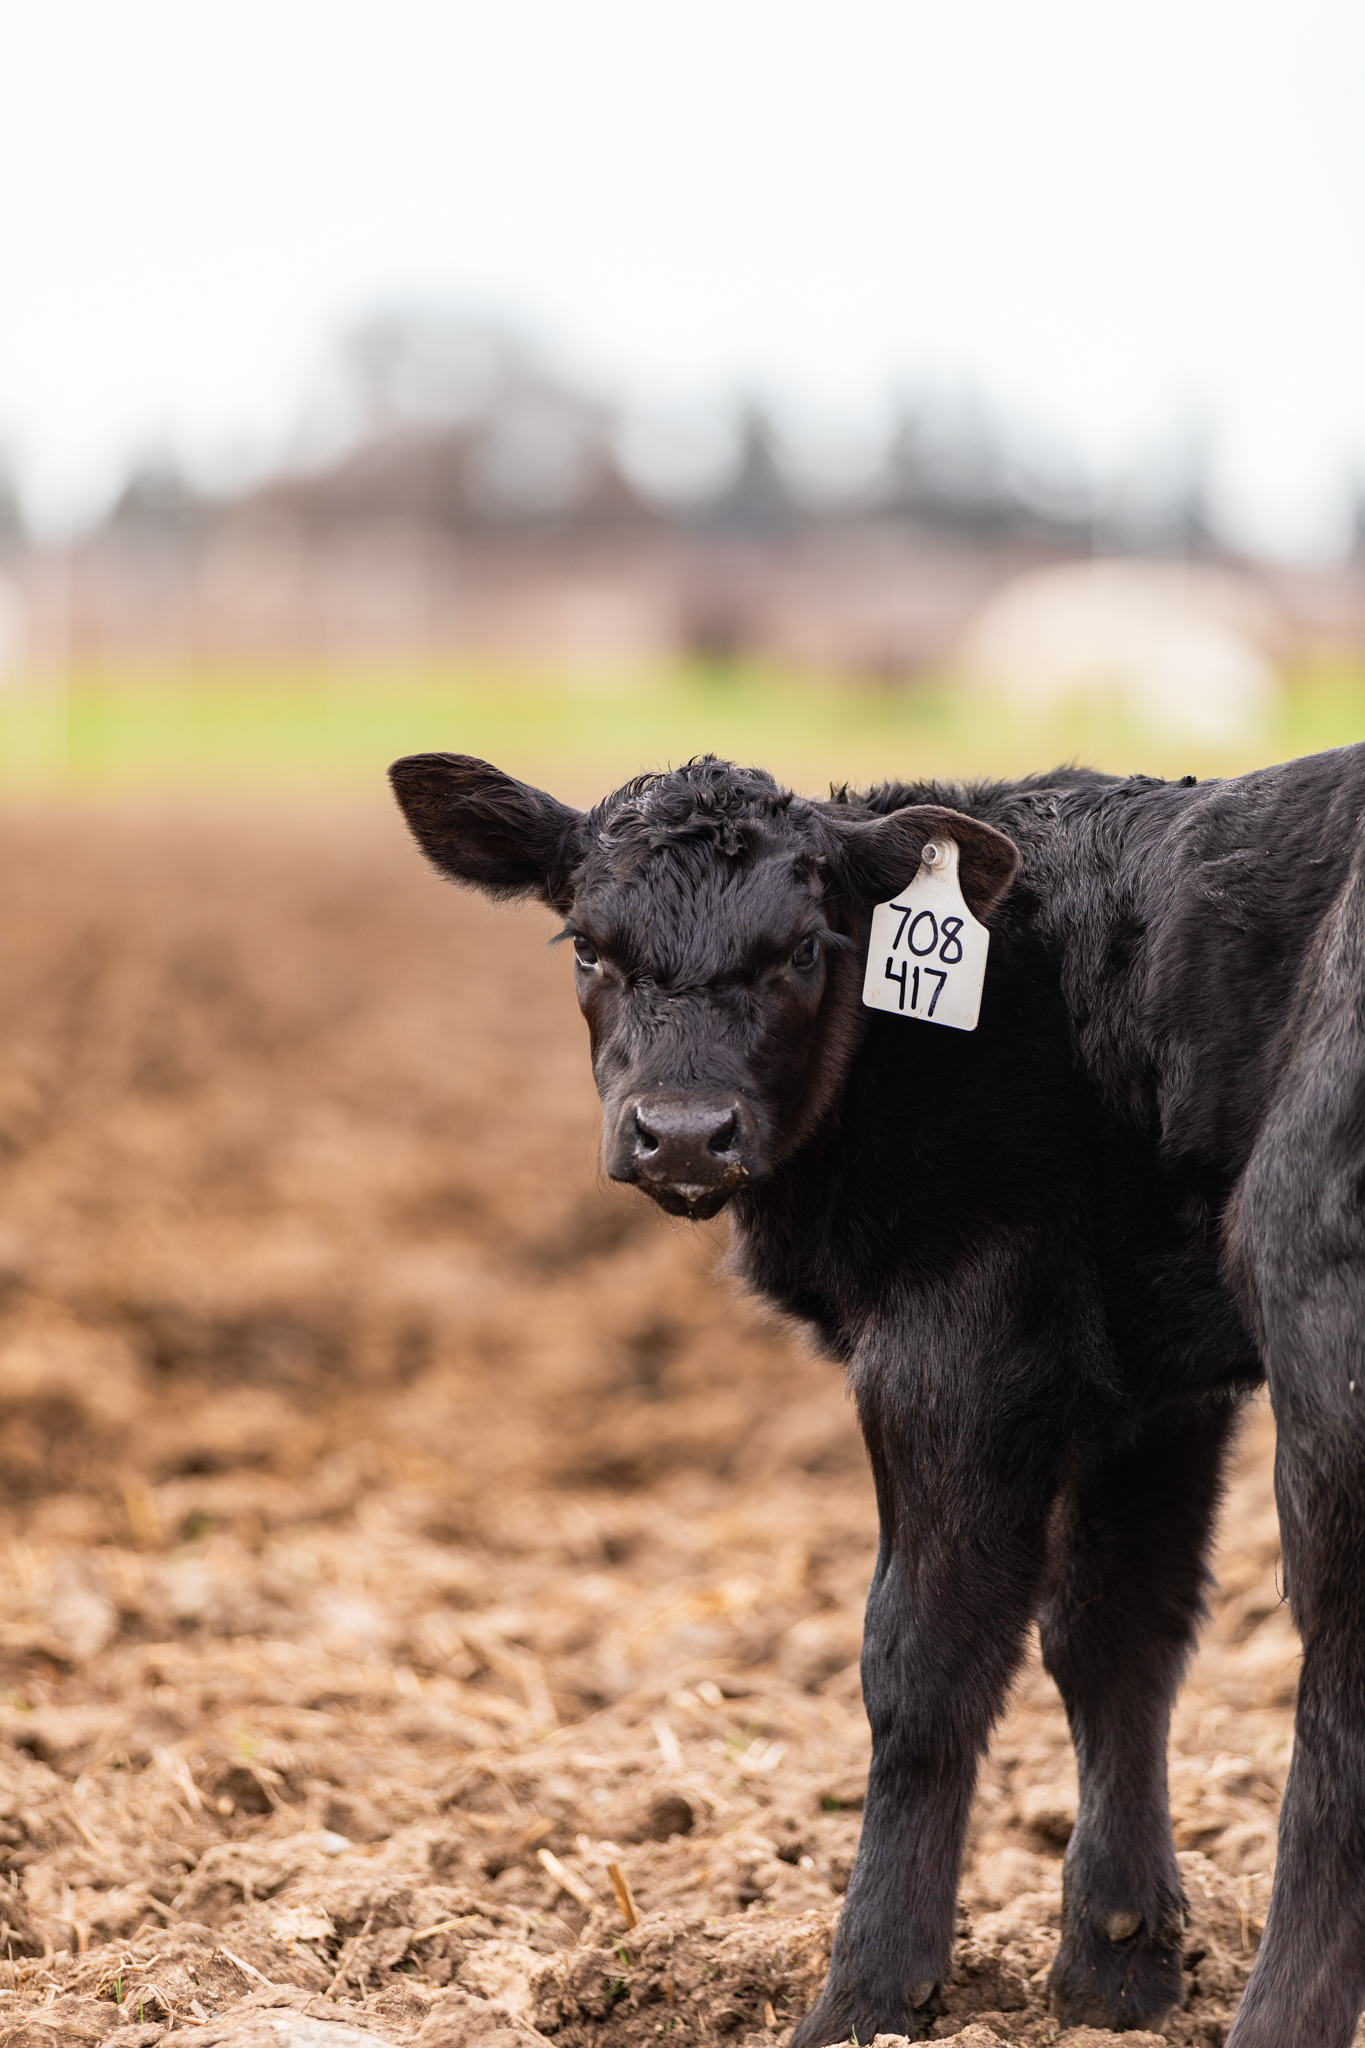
[2,0,1363,553]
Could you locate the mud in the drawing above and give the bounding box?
[0,802,1304,2047]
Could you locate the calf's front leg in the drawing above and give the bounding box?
[792,1314,1063,2045]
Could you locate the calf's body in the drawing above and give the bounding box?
[392,742,1365,2045]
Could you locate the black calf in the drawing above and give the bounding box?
[391,743,1365,2046]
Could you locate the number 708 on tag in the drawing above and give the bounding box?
[861,838,991,1033]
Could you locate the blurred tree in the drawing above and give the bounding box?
[693,404,800,540]
[0,455,26,546]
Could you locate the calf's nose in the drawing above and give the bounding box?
[611,1091,753,1217]
[634,1098,738,1169]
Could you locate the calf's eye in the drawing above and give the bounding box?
[573,936,600,969]
[791,934,820,971]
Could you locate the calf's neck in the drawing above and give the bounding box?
[391,744,1365,2046]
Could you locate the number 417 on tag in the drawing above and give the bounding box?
[861,838,990,1033]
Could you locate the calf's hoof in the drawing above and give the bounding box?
[790,1979,941,2047]
[1048,1908,1184,2031]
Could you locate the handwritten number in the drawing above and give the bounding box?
[887,955,947,1017]
[881,898,973,1017]
[907,911,938,957]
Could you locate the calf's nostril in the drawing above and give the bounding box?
[707,1113,738,1155]
[632,1113,660,1157]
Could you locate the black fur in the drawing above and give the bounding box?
[391,743,1365,2046]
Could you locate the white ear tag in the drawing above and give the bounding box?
[861,838,990,1031]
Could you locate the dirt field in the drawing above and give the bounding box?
[0,801,1306,2047]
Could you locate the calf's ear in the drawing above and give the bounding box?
[830,804,1021,922]
[389,753,587,911]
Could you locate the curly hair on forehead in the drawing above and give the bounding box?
[588,756,803,863]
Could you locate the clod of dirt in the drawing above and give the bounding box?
[611,1789,694,1844]
[0,1993,124,2044]
[938,1942,1029,2016]
[323,1797,394,1846]
[413,1989,553,2048]
[0,1886,46,1959]
[1052,2034,1169,2047]
[195,2014,391,2047]
[1014,1781,1077,1849]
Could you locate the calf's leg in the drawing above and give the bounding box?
[792,1306,1063,2046]
[1220,855,1365,2048]
[1225,1196,1365,2034]
[1039,1401,1240,2029]
[1230,1420,1365,2046]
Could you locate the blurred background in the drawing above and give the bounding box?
[0,7,1353,2038]
[3,0,1365,795]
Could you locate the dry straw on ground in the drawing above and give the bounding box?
[0,803,1308,2046]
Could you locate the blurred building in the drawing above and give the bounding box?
[7,312,1365,706]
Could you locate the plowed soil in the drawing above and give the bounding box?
[0,801,1304,2048]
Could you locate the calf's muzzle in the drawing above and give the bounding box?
[607,1089,758,1219]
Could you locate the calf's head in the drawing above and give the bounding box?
[390,754,1018,1219]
